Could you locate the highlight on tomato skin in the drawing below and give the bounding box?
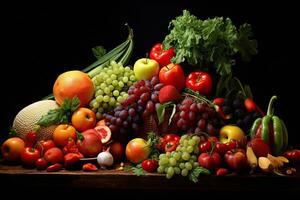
[185,71,213,96]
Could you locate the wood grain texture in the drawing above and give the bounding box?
[1,163,300,193]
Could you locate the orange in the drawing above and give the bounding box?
[53,70,94,107]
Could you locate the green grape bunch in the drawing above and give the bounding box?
[89,60,136,119]
[157,134,202,179]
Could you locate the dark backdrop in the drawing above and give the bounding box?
[1,1,299,146]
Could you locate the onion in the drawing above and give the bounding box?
[97,151,114,169]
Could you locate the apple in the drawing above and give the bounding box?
[71,107,96,132]
[224,149,248,171]
[133,58,159,80]
[77,129,103,157]
[219,125,245,144]
[159,63,185,91]
[1,137,25,162]
[125,138,151,164]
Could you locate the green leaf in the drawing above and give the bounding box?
[37,97,80,127]
[92,46,107,60]
[71,96,80,112]
[163,10,257,76]
[124,163,146,176]
[169,104,176,125]
[156,102,175,125]
[188,166,210,183]
[236,24,258,62]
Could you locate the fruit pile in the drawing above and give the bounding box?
[1,10,299,182]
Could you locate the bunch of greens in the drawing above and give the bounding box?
[163,10,257,76]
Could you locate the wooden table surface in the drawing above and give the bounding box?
[1,162,300,194]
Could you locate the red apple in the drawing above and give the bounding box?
[77,129,103,157]
[125,138,151,164]
[224,149,248,171]
[159,63,185,91]
[109,141,125,162]
[1,137,25,162]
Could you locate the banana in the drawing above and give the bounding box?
[246,146,258,170]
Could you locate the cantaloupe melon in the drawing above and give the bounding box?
[12,100,59,141]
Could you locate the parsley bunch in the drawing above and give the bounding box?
[163,10,257,76]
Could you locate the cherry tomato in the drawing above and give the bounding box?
[164,141,178,152]
[283,150,300,163]
[141,159,158,173]
[163,134,180,143]
[20,147,40,167]
[186,71,213,95]
[35,158,48,170]
[199,141,212,153]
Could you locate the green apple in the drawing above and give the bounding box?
[133,58,159,80]
[219,125,245,144]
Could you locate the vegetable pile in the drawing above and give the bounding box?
[1,10,299,183]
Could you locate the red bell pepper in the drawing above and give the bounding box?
[150,43,175,67]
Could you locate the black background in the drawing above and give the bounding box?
[1,1,299,147]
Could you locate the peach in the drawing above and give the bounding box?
[53,70,94,107]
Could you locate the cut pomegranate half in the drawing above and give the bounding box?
[94,125,112,144]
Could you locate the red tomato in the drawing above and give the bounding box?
[44,147,64,165]
[164,141,178,152]
[163,133,180,143]
[141,159,158,173]
[37,139,56,154]
[283,150,300,163]
[35,158,48,170]
[82,163,98,171]
[20,147,40,167]
[159,63,185,91]
[198,152,222,170]
[199,141,212,153]
[25,132,37,147]
[186,71,212,95]
[47,163,63,172]
[149,43,175,67]
[224,149,248,171]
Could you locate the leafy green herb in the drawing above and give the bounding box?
[147,132,161,159]
[92,46,107,60]
[163,10,257,76]
[188,166,210,183]
[124,163,146,176]
[37,96,80,127]
[156,102,176,125]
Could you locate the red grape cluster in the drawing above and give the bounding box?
[103,76,164,142]
[175,97,224,136]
